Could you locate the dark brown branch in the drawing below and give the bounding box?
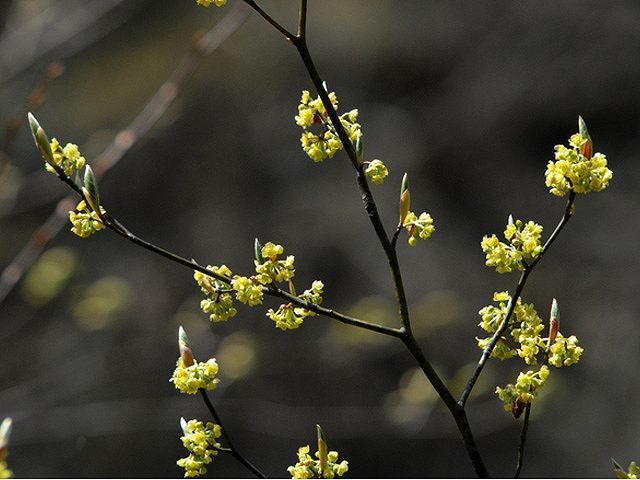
[514,402,532,478]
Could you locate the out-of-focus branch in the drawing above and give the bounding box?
[0,4,250,306]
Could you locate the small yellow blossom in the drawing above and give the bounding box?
[403,211,435,246]
[295,90,361,162]
[69,200,105,238]
[267,304,307,330]
[496,365,550,417]
[195,0,227,7]
[614,460,640,479]
[481,219,543,273]
[365,159,389,185]
[177,419,222,478]
[231,276,264,306]
[194,266,237,322]
[545,127,612,196]
[255,243,296,284]
[287,445,349,479]
[171,358,220,394]
[547,333,583,367]
[46,138,86,176]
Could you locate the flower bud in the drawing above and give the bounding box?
[178,325,195,367]
[254,238,264,265]
[0,418,12,460]
[28,112,55,167]
[317,424,328,475]
[355,136,363,164]
[548,298,559,345]
[400,173,410,224]
[83,165,100,214]
[180,417,189,435]
[578,115,593,159]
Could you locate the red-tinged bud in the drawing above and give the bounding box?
[512,398,528,419]
[578,116,593,159]
[400,173,410,224]
[317,424,328,475]
[548,298,559,345]
[178,326,195,367]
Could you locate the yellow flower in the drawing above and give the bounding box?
[365,159,389,185]
[195,0,227,7]
[170,358,220,394]
[68,200,105,238]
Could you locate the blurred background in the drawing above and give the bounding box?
[0,0,638,477]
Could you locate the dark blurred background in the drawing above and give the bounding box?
[0,0,638,477]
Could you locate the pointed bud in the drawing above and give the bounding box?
[28,113,55,166]
[83,165,100,213]
[180,417,189,435]
[355,136,363,164]
[288,280,296,296]
[317,424,328,475]
[254,238,264,264]
[0,418,12,451]
[548,298,559,345]
[400,173,410,224]
[178,325,195,367]
[508,214,514,226]
[578,116,593,159]
[612,458,627,479]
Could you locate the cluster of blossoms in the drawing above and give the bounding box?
[496,366,550,418]
[195,0,226,7]
[69,200,105,238]
[295,90,361,162]
[545,118,612,196]
[176,418,223,478]
[45,138,86,177]
[477,294,583,415]
[194,243,323,330]
[171,326,220,394]
[194,265,238,322]
[0,418,12,479]
[614,460,640,479]
[364,159,388,185]
[481,218,543,273]
[267,280,324,331]
[288,446,349,479]
[171,357,220,394]
[402,211,435,246]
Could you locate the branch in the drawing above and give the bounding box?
[0,6,249,306]
[514,402,531,478]
[459,191,577,407]
[199,390,266,478]
[241,0,295,41]
[297,0,308,40]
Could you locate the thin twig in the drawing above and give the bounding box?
[514,402,531,478]
[297,0,308,40]
[459,191,576,407]
[240,0,295,41]
[0,5,250,306]
[199,390,267,478]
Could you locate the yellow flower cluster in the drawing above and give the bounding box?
[481,218,543,273]
[547,334,583,367]
[403,211,435,246]
[69,200,105,238]
[231,276,264,306]
[496,366,550,418]
[364,159,388,185]
[295,90,361,162]
[171,358,220,394]
[177,419,222,478]
[479,293,584,415]
[46,138,85,176]
[545,132,612,197]
[254,242,296,284]
[194,265,237,322]
[267,280,324,330]
[195,0,227,7]
[287,445,349,479]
